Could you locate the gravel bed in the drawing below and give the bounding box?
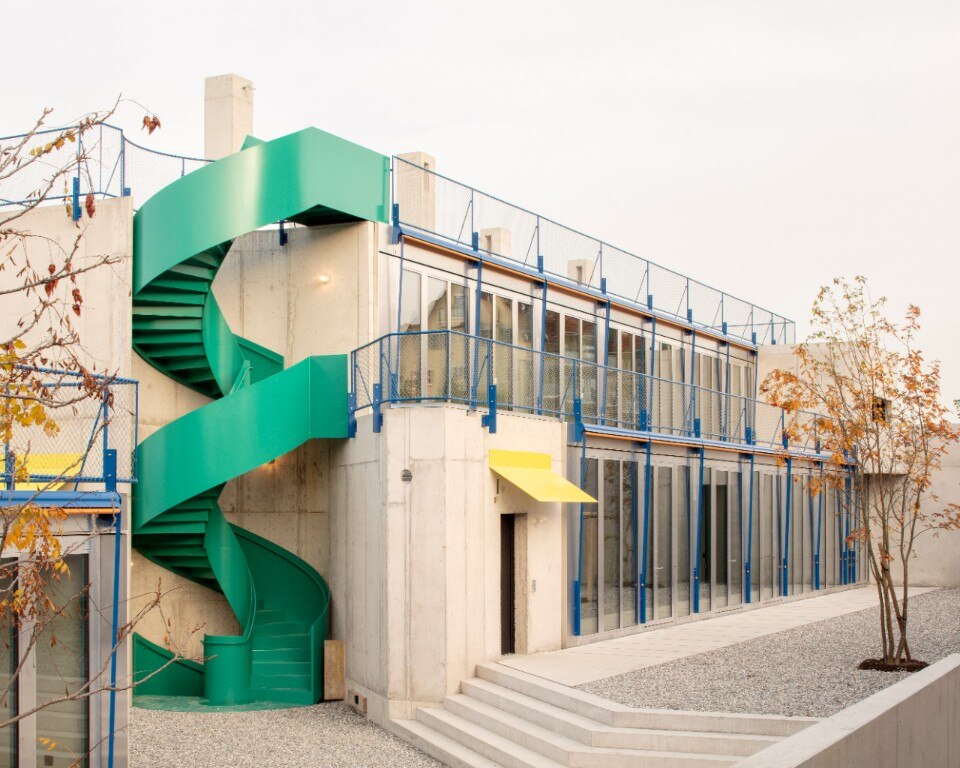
[578,588,960,718]
[130,701,442,768]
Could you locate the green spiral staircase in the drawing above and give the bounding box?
[130,128,389,706]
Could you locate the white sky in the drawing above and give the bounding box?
[6,1,959,405]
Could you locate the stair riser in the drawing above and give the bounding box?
[442,699,737,768]
[388,720,500,768]
[417,709,554,768]
[459,684,773,757]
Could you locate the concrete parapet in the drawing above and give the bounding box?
[735,653,960,767]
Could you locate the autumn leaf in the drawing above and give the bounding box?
[142,115,162,135]
[84,194,96,219]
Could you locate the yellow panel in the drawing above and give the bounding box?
[489,449,596,503]
[16,453,83,492]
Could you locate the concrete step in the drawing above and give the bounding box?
[417,706,566,768]
[477,663,816,738]
[440,695,737,768]
[391,718,506,768]
[460,679,777,757]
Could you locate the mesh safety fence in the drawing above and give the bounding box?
[352,331,821,453]
[3,369,137,487]
[393,157,796,345]
[0,123,209,211]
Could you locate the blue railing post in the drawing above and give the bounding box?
[72,176,81,221]
[347,392,358,438]
[104,449,117,493]
[782,432,792,597]
[105,478,122,768]
[481,338,497,432]
[372,383,383,433]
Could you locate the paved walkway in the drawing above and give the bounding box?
[501,587,938,686]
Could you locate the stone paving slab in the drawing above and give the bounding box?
[501,587,938,686]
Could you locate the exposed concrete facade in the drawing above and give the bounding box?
[329,405,568,726]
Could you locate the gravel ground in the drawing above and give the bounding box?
[579,588,960,718]
[130,701,442,768]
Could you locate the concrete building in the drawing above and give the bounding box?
[2,73,954,766]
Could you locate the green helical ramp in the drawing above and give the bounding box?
[131,128,389,706]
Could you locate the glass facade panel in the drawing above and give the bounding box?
[426,278,448,397]
[36,554,88,768]
[621,462,638,627]
[398,269,421,398]
[516,301,534,410]
[0,560,16,768]
[676,464,691,617]
[494,296,514,407]
[602,460,621,632]
[450,283,468,400]
[761,474,775,600]
[730,470,743,605]
[750,471,761,603]
[579,459,599,634]
[656,466,672,620]
[713,470,728,609]
[543,310,561,415]
[698,467,712,612]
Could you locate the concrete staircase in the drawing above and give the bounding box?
[391,662,818,768]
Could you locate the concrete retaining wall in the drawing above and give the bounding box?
[736,654,960,767]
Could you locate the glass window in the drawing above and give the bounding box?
[655,466,672,620]
[0,560,17,768]
[621,462,638,627]
[543,310,561,415]
[564,316,579,359]
[714,470,729,609]
[730,471,743,605]
[602,460,621,632]
[36,554,89,768]
[699,468,712,612]
[399,269,421,332]
[494,297,514,407]
[676,464,691,618]
[579,459,600,634]
[751,471,761,603]
[398,269,421,398]
[582,321,596,363]
[544,310,560,355]
[516,302,534,409]
[607,329,618,369]
[761,473,775,599]
[478,292,493,339]
[450,283,467,333]
[426,277,447,330]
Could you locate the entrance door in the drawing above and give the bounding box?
[500,514,516,655]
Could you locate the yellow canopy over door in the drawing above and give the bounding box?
[488,449,596,503]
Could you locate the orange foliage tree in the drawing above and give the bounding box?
[761,276,959,669]
[1,104,199,755]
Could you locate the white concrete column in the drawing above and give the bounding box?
[479,227,512,258]
[204,74,254,160]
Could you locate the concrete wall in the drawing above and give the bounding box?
[330,405,569,725]
[736,654,960,768]
[131,220,380,657]
[2,196,134,377]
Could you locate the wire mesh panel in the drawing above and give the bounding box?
[2,369,137,487]
[392,157,797,344]
[122,139,209,209]
[350,330,824,457]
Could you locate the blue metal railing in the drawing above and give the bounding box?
[0,123,209,210]
[392,156,796,347]
[1,366,138,490]
[351,330,825,453]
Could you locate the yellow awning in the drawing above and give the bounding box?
[489,449,596,503]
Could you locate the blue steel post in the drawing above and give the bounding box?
[814,464,824,589]
[105,448,120,768]
[745,447,756,602]
[782,433,793,597]
[693,448,705,613]
[688,331,697,437]
[481,339,497,432]
[574,440,588,635]
[72,176,81,222]
[648,317,657,423]
[640,442,652,622]
[471,260,484,410]
[600,296,611,425]
[537,279,547,415]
